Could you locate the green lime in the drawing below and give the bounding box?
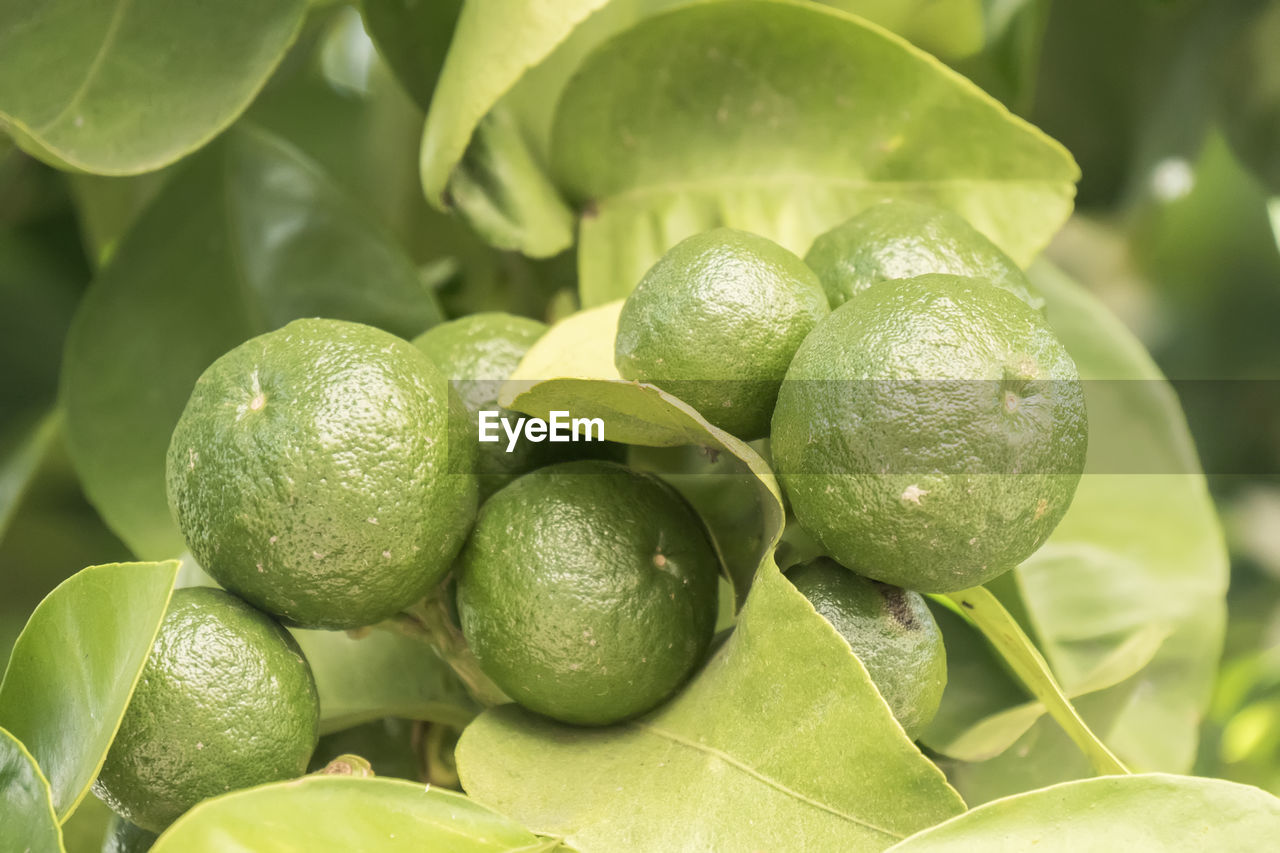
[787,557,946,738]
[413,312,549,499]
[93,587,319,832]
[804,200,1043,310]
[615,228,829,439]
[166,318,478,630]
[772,274,1087,592]
[456,460,721,725]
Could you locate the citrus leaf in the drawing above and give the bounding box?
[943,262,1228,803]
[0,561,179,821]
[359,0,461,113]
[417,0,598,255]
[887,774,1280,852]
[0,0,308,175]
[458,563,965,852]
[500,301,782,602]
[150,776,557,852]
[62,126,444,560]
[419,0,607,207]
[927,622,1168,763]
[941,587,1128,776]
[291,628,478,736]
[551,0,1078,305]
[0,727,63,853]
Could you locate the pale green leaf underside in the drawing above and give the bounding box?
[420,0,609,206]
[0,727,63,853]
[0,561,178,822]
[458,566,965,852]
[551,0,1079,305]
[0,0,307,174]
[151,776,556,852]
[62,127,443,560]
[291,628,478,736]
[888,774,1280,851]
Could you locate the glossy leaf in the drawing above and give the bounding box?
[292,627,478,735]
[888,774,1280,851]
[0,561,178,820]
[150,776,556,852]
[550,0,1079,304]
[420,0,606,206]
[944,262,1228,803]
[0,727,63,853]
[458,564,965,851]
[500,301,782,601]
[62,127,444,559]
[0,0,308,175]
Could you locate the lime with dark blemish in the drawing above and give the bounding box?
[165,318,478,630]
[772,274,1087,592]
[787,557,946,738]
[92,587,319,832]
[455,460,721,726]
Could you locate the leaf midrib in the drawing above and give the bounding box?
[631,720,905,841]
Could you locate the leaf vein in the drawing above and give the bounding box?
[36,0,137,135]
[631,721,905,841]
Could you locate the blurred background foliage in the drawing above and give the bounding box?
[2,0,1279,840]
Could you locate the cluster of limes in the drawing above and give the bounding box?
[94,200,1086,833]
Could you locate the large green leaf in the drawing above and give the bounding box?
[457,564,966,852]
[500,301,782,601]
[62,126,444,559]
[0,727,63,853]
[941,262,1227,802]
[292,627,478,736]
[888,774,1280,851]
[0,0,308,175]
[0,561,178,821]
[551,0,1078,305]
[150,776,556,852]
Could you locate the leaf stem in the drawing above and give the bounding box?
[384,588,510,708]
[941,586,1130,776]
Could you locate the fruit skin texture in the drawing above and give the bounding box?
[166,318,478,630]
[413,312,549,499]
[92,587,319,833]
[456,460,721,726]
[787,558,946,739]
[772,274,1087,593]
[614,227,829,439]
[803,200,1043,310]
